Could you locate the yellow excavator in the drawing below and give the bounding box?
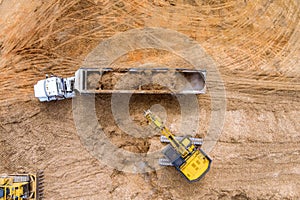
[0,171,43,200]
[144,110,211,182]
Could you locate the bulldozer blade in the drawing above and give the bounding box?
[75,68,206,94]
[159,158,173,166]
[160,136,203,146]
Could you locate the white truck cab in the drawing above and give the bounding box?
[34,75,75,102]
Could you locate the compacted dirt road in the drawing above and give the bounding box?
[0,0,299,199]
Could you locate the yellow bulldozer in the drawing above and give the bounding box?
[0,171,43,200]
[144,110,211,182]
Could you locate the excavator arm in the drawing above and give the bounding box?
[144,110,191,157]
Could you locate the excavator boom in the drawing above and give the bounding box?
[144,110,190,157]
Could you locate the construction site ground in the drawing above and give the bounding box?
[0,0,299,199]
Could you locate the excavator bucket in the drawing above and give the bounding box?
[74,68,206,94]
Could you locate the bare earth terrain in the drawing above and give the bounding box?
[0,0,299,199]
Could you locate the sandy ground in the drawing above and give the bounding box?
[0,0,299,199]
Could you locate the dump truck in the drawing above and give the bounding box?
[0,171,43,200]
[34,68,206,101]
[144,110,211,182]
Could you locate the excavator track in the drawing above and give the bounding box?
[158,158,174,166]
[160,136,203,146]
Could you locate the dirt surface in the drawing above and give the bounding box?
[0,0,300,199]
